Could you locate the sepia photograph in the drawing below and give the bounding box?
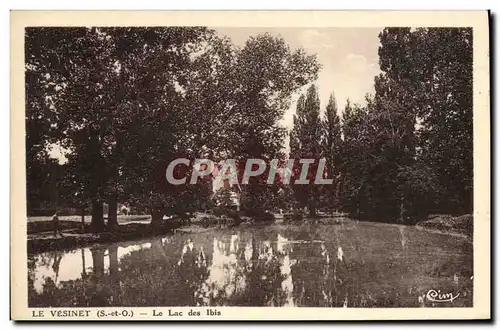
[10,10,490,321]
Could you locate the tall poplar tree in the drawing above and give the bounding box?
[289,84,323,216]
[321,93,342,210]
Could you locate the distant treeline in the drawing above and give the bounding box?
[289,28,473,223]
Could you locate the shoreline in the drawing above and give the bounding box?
[27,223,175,255]
[27,214,472,254]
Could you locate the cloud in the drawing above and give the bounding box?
[298,29,335,49]
[344,53,376,73]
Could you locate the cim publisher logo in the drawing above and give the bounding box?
[165,157,333,186]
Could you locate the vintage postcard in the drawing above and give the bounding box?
[10,10,490,321]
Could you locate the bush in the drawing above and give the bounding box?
[241,208,275,223]
[417,214,473,237]
[284,210,304,223]
[454,214,473,237]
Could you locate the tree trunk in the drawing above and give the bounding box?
[399,197,405,224]
[309,204,316,217]
[81,248,86,277]
[108,245,120,303]
[356,193,360,219]
[108,245,119,276]
[151,208,165,231]
[152,238,165,257]
[90,247,105,277]
[107,194,118,231]
[81,206,86,233]
[335,178,341,213]
[91,199,105,232]
[309,195,316,218]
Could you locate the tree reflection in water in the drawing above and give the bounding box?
[26,232,360,307]
[185,230,336,307]
[28,224,473,307]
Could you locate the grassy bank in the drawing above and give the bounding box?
[416,214,473,238]
[27,215,151,234]
[27,222,176,254]
[27,212,269,254]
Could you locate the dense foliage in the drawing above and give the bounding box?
[26,27,319,230]
[306,27,472,223]
[26,27,472,228]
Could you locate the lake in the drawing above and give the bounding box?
[28,221,473,307]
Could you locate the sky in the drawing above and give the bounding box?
[214,27,383,132]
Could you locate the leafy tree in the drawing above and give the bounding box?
[103,27,224,228]
[214,34,320,215]
[414,28,473,214]
[374,27,473,218]
[339,99,373,218]
[26,28,319,230]
[338,27,472,223]
[321,93,342,211]
[25,27,216,231]
[289,84,323,216]
[25,65,57,214]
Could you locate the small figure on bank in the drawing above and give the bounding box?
[52,212,64,237]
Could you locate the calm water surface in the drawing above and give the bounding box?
[28,222,473,307]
